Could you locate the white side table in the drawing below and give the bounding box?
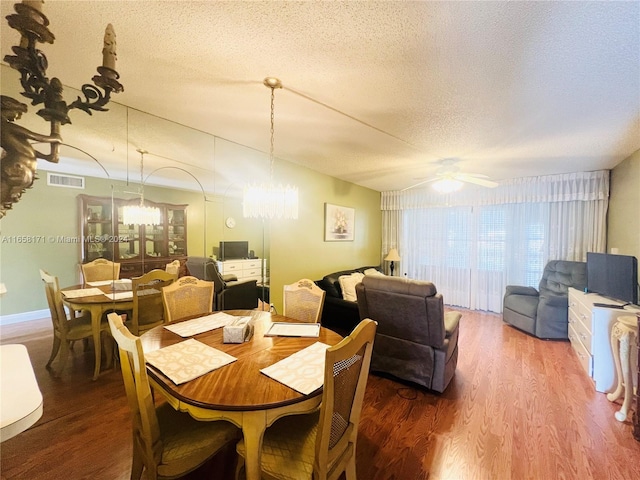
[607,316,639,422]
[0,344,43,442]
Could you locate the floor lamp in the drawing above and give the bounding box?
[385,248,401,276]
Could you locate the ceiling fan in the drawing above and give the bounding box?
[402,159,499,192]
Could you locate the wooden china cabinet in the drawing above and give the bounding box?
[79,194,188,278]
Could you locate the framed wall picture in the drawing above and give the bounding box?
[324,203,355,241]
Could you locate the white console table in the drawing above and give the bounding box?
[568,287,640,393]
[216,258,266,283]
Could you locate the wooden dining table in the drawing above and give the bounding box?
[140,309,343,480]
[61,283,134,380]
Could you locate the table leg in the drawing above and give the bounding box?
[90,306,102,381]
[241,410,267,480]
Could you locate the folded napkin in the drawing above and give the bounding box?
[145,338,237,385]
[260,342,330,395]
[164,312,238,337]
[61,287,104,299]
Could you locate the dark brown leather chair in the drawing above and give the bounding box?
[185,256,258,311]
[356,275,461,393]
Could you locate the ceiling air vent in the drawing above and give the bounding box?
[47,172,85,189]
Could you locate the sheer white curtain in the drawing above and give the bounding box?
[381,171,609,312]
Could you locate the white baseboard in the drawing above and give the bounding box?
[0,309,50,326]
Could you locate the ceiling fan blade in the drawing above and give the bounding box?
[455,174,499,188]
[401,177,438,191]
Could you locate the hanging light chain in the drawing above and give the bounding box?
[269,85,275,181]
[242,77,298,220]
[137,148,148,205]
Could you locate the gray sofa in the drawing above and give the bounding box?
[356,275,461,393]
[502,260,587,339]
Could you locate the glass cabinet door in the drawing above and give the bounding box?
[167,207,187,257]
[116,205,142,261]
[145,219,166,258]
[82,196,114,261]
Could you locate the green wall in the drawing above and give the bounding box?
[608,149,640,280]
[268,159,382,310]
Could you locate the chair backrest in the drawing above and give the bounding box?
[283,278,326,323]
[107,313,162,473]
[81,258,121,283]
[538,260,587,296]
[40,269,70,335]
[185,257,225,294]
[161,276,214,322]
[165,260,181,276]
[314,318,376,478]
[130,269,178,335]
[356,275,445,347]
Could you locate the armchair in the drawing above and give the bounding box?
[356,275,461,393]
[503,260,587,339]
[185,256,258,311]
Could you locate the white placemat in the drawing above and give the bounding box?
[260,342,330,395]
[103,291,134,301]
[164,312,238,337]
[265,322,320,337]
[86,280,113,287]
[145,338,237,385]
[61,287,104,299]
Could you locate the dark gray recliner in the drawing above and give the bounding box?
[185,257,258,311]
[503,260,587,339]
[356,276,461,393]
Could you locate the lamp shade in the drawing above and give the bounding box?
[384,248,401,262]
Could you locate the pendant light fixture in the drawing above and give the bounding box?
[243,77,299,220]
[122,149,161,225]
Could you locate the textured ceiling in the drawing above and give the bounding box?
[1,0,639,194]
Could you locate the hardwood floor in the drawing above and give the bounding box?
[1,309,638,479]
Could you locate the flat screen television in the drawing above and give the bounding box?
[586,252,638,305]
[219,241,249,261]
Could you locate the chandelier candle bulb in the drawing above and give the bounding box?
[102,24,117,70]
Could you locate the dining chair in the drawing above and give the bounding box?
[107,313,240,480]
[40,269,110,377]
[235,318,377,480]
[165,260,181,276]
[81,258,121,283]
[127,269,178,336]
[161,276,214,322]
[283,278,326,323]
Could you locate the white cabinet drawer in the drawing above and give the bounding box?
[219,261,242,273]
[569,323,593,377]
[244,260,261,269]
[244,268,261,277]
[571,313,593,355]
